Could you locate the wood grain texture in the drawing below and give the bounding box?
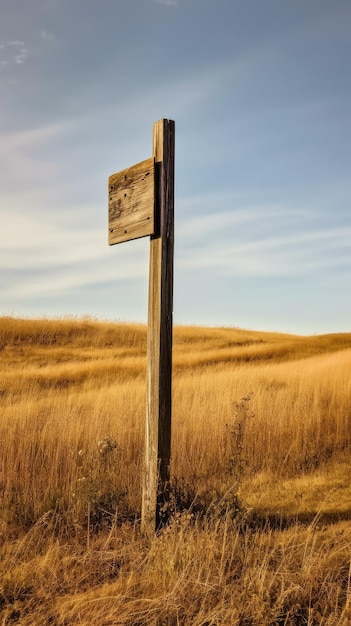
[108,157,155,245]
[141,119,175,535]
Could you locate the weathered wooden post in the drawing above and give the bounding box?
[108,119,175,535]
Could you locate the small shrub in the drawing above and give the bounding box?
[225,392,255,482]
[73,436,127,532]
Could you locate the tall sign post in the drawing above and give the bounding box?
[108,119,175,535]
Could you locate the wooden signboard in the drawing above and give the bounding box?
[108,119,175,535]
[108,157,155,245]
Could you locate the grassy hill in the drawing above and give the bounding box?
[1,316,351,625]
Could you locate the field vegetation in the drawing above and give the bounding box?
[1,316,351,625]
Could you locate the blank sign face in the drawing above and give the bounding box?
[108,157,155,245]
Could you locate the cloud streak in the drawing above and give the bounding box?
[1,203,149,301]
[0,122,74,192]
[175,192,351,277]
[0,40,29,68]
[178,224,351,277]
[155,0,178,5]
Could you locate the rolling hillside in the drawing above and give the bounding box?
[1,316,351,625]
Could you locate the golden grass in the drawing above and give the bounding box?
[1,316,351,624]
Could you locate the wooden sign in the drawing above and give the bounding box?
[108,119,175,535]
[108,157,155,245]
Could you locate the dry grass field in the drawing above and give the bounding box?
[1,316,351,625]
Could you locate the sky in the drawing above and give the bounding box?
[1,0,350,335]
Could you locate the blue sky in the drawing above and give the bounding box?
[1,0,350,334]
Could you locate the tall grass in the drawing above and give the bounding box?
[1,316,351,624]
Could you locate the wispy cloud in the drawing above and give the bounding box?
[155,0,178,6]
[0,122,70,150]
[176,198,305,239]
[1,205,103,269]
[14,48,28,64]
[0,40,29,68]
[0,122,73,192]
[175,193,351,278]
[40,29,59,45]
[1,204,148,300]
[178,224,351,277]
